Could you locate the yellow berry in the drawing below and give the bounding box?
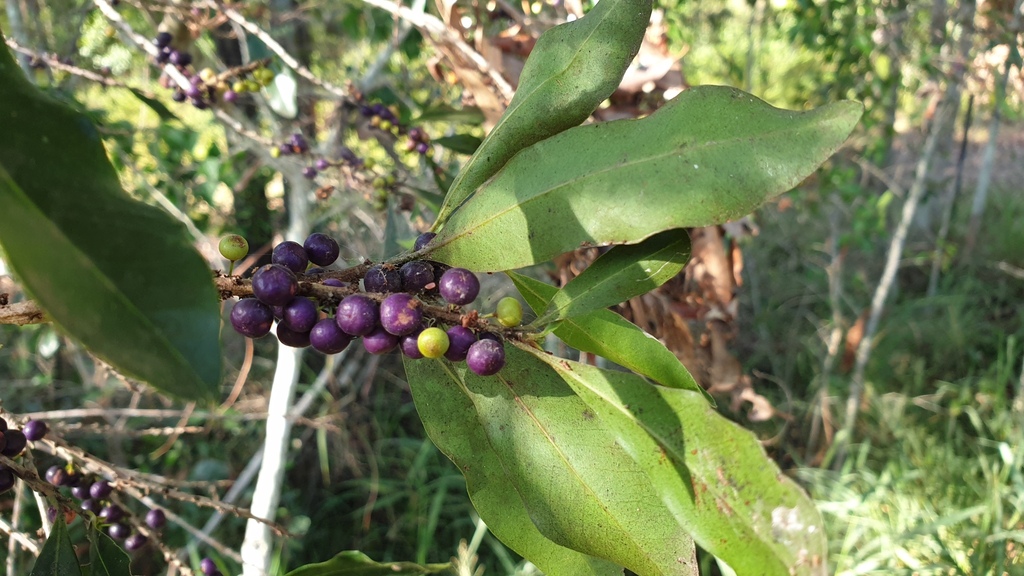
[417,327,450,359]
[496,297,523,327]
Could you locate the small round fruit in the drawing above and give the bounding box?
[271,241,309,276]
[336,295,379,336]
[444,326,477,362]
[90,480,113,500]
[415,142,429,154]
[439,268,480,306]
[413,232,436,252]
[108,522,130,540]
[223,90,238,103]
[0,418,7,432]
[0,431,6,453]
[310,318,352,354]
[0,466,14,494]
[23,420,47,441]
[379,293,422,336]
[496,297,523,328]
[146,508,167,529]
[80,498,101,515]
[199,67,217,83]
[125,533,148,551]
[362,327,399,355]
[282,297,318,333]
[363,265,402,293]
[0,429,26,457]
[71,482,92,500]
[45,466,65,486]
[400,328,425,359]
[99,504,125,523]
[169,50,191,66]
[201,557,218,576]
[230,299,274,339]
[466,339,506,376]
[303,233,340,266]
[417,327,450,359]
[232,80,247,93]
[252,264,299,306]
[399,261,435,292]
[315,158,331,171]
[155,31,172,48]
[302,166,318,179]
[218,235,249,262]
[275,324,311,348]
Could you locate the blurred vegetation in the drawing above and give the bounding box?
[2,0,1023,574]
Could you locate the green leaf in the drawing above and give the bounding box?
[30,517,83,576]
[404,357,625,576]
[433,0,653,227]
[428,86,863,272]
[431,134,482,155]
[0,40,222,401]
[507,271,709,401]
[535,229,690,326]
[522,343,828,576]
[128,88,178,122]
[408,349,698,576]
[413,104,485,125]
[285,551,450,576]
[87,526,133,576]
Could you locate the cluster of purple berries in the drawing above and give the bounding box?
[154,30,273,109]
[360,102,432,156]
[405,127,432,156]
[229,232,510,376]
[0,417,39,494]
[269,134,362,180]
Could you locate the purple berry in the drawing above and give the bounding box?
[157,48,172,64]
[315,158,331,171]
[400,328,425,359]
[125,533,148,551]
[310,318,352,354]
[99,504,125,523]
[155,31,172,48]
[90,480,113,499]
[81,498,101,514]
[145,508,167,529]
[336,295,378,336]
[275,324,311,348]
[1,429,26,457]
[415,142,429,154]
[45,466,65,486]
[438,268,480,306]
[466,339,506,376]
[303,233,340,266]
[271,305,285,319]
[379,293,422,336]
[271,241,309,275]
[363,265,402,293]
[278,144,292,156]
[0,418,6,432]
[169,50,191,66]
[108,522,131,540]
[223,90,238,103]
[362,327,399,355]
[201,558,218,575]
[444,326,477,362]
[408,127,424,141]
[172,90,186,102]
[399,261,435,292]
[191,97,209,110]
[302,166,318,179]
[230,299,274,339]
[322,278,346,288]
[252,264,299,306]
[413,232,436,252]
[0,466,14,494]
[23,420,47,441]
[289,133,309,153]
[282,297,318,333]
[72,482,92,500]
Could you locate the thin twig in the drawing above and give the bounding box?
[0,510,40,555]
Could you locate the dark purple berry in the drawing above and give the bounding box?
[415,142,429,154]
[201,558,218,575]
[81,499,101,514]
[271,305,285,319]
[64,470,82,487]
[310,318,352,354]
[45,466,65,486]
[172,90,186,102]
[399,261,435,292]
[155,32,172,48]
[252,264,298,306]
[99,504,125,523]
[362,327,399,355]
[444,326,477,362]
[72,483,92,500]
[145,508,166,529]
[0,431,6,454]
[191,97,209,110]
[363,265,402,293]
[315,158,331,171]
[303,233,340,266]
[271,241,309,275]
[23,420,47,441]
[1,429,26,457]
[223,90,238,103]
[0,418,7,432]
[230,299,274,339]
[0,466,14,494]
[275,324,311,348]
[282,297,318,333]
[408,127,424,141]
[438,268,480,306]
[185,84,203,100]
[466,339,506,376]
[413,232,436,252]
[302,166,318,179]
[125,533,148,551]
[379,293,422,336]
[157,48,172,64]
[322,278,346,288]
[336,295,378,336]
[278,144,292,156]
[289,133,309,153]
[400,328,425,359]
[90,480,113,500]
[169,50,191,66]
[108,522,130,540]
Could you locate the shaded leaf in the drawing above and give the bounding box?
[404,357,625,576]
[0,40,222,401]
[433,0,653,226]
[30,517,82,576]
[507,271,709,401]
[432,134,482,155]
[285,550,449,576]
[128,88,178,122]
[522,343,828,576]
[428,86,862,272]
[535,229,690,325]
[88,527,133,576]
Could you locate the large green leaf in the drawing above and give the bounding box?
[507,272,708,401]
[428,86,862,271]
[285,551,449,575]
[87,526,133,576]
[407,350,698,576]
[534,229,690,326]
[0,40,221,401]
[30,517,82,576]
[432,0,652,227]
[404,357,625,576]
[521,343,828,576]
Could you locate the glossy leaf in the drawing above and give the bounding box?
[0,41,222,401]
[413,104,485,125]
[507,271,709,401]
[432,134,482,155]
[522,343,828,576]
[30,517,82,576]
[428,86,863,272]
[433,0,652,226]
[128,88,178,122]
[88,527,133,576]
[407,349,698,576]
[535,229,690,325]
[285,551,449,576]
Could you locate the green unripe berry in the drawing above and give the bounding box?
[496,297,523,327]
[417,327,449,359]
[232,80,247,93]
[379,120,393,131]
[219,234,249,262]
[372,176,387,189]
[245,79,261,92]
[255,68,275,86]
